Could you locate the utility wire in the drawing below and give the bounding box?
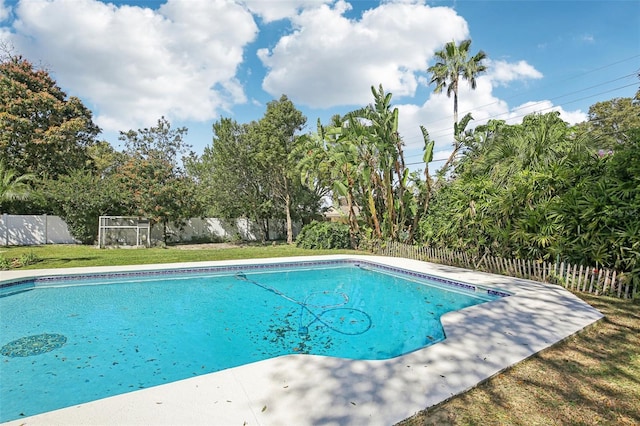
[407,72,638,146]
[415,54,640,130]
[403,80,638,160]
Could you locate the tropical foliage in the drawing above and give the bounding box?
[419,107,640,279]
[0,160,33,203]
[296,85,435,247]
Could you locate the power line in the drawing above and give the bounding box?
[405,126,639,169]
[409,72,638,144]
[415,54,640,131]
[402,79,638,160]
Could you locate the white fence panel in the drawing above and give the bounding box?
[150,217,299,243]
[0,214,78,245]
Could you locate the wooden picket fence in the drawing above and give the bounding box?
[371,241,638,299]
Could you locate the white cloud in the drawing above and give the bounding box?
[0,0,9,22]
[6,0,258,131]
[0,0,588,154]
[580,34,594,43]
[504,100,587,125]
[258,0,468,108]
[243,0,333,23]
[487,59,543,86]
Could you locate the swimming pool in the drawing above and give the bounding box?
[0,258,507,422]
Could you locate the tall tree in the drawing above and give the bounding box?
[427,39,486,172]
[255,95,307,244]
[0,55,100,179]
[576,97,640,149]
[349,85,410,240]
[117,117,201,245]
[186,118,276,240]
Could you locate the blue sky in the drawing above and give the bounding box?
[1,0,638,167]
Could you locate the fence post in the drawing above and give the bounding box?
[3,213,8,246]
[588,267,596,294]
[602,269,611,295]
[576,264,584,291]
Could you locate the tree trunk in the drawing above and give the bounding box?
[284,176,293,244]
[162,218,168,247]
[346,173,360,248]
[263,218,270,242]
[367,190,382,239]
[384,170,396,239]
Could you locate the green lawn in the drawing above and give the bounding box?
[0,243,362,270]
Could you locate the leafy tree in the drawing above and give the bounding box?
[575,97,640,149]
[408,125,435,242]
[419,101,640,282]
[186,118,276,240]
[254,95,309,244]
[551,128,640,279]
[43,170,127,244]
[0,54,100,179]
[296,117,363,247]
[427,39,487,172]
[87,140,125,177]
[296,221,351,250]
[117,117,201,245]
[346,85,414,241]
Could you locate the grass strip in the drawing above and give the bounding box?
[0,243,362,270]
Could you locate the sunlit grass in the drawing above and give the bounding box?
[0,243,363,270]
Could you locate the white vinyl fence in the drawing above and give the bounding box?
[150,217,299,243]
[0,215,299,246]
[0,214,78,245]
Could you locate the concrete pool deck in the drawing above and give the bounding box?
[1,255,603,426]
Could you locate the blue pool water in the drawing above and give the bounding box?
[0,260,506,422]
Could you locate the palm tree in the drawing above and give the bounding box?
[428,39,487,172]
[428,39,487,125]
[0,161,34,203]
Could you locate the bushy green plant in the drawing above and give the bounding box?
[19,251,39,267]
[296,221,352,249]
[0,255,11,270]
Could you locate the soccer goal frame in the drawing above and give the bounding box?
[97,216,151,248]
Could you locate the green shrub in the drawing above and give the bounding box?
[19,251,40,267]
[0,255,11,270]
[296,221,352,249]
